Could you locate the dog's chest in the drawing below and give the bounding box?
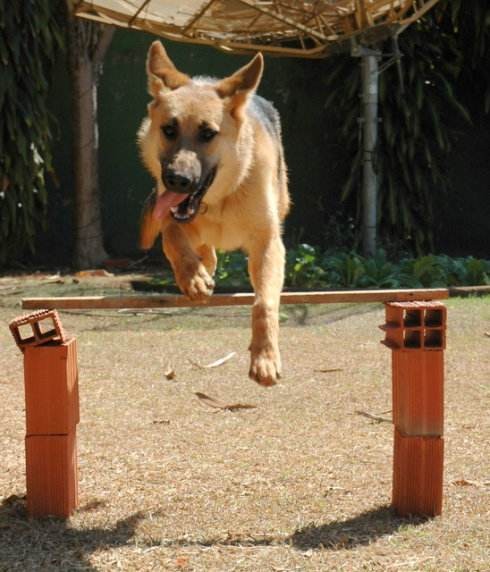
[197,204,247,251]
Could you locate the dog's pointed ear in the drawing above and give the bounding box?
[215,53,264,118]
[147,41,190,96]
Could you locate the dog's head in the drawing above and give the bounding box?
[138,41,263,224]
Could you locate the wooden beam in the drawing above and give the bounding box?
[22,289,449,310]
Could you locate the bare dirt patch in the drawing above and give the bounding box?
[1,277,488,571]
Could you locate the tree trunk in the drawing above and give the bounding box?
[68,16,114,269]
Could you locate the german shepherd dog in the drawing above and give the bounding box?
[138,41,290,386]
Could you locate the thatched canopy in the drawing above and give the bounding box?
[73,0,440,58]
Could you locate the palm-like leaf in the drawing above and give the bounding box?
[322,1,487,254]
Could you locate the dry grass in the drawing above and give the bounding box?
[0,274,489,571]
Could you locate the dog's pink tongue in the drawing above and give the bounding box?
[153,191,187,221]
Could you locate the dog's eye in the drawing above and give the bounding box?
[161,124,177,140]
[199,127,218,143]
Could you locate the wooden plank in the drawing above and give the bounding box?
[22,289,448,310]
[449,285,490,297]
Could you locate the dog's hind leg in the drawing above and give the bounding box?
[162,224,215,300]
[247,234,285,386]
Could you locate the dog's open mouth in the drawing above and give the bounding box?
[153,167,217,224]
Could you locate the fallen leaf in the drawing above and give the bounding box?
[355,410,392,423]
[164,366,176,380]
[195,392,256,412]
[189,351,236,369]
[74,269,114,278]
[152,419,170,425]
[484,332,490,338]
[314,368,344,373]
[451,479,476,487]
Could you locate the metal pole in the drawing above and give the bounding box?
[361,50,379,257]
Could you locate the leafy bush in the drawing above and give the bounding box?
[323,251,365,288]
[320,1,490,254]
[213,244,489,290]
[286,243,326,288]
[398,256,449,288]
[0,2,65,265]
[215,251,249,288]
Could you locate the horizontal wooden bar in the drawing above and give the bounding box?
[22,289,448,310]
[449,285,490,296]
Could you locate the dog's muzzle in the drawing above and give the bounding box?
[162,166,217,223]
[162,168,196,195]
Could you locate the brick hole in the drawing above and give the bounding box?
[36,317,57,338]
[404,330,421,348]
[17,324,35,343]
[424,330,443,348]
[404,309,422,327]
[425,309,443,327]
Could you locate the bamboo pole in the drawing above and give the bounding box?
[361,47,380,257]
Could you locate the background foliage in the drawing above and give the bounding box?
[0,2,488,267]
[140,246,489,292]
[0,1,65,264]
[322,0,490,254]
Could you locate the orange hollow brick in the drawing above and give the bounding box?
[392,428,444,517]
[24,338,79,435]
[25,431,78,518]
[392,349,444,436]
[382,301,446,518]
[380,301,446,350]
[9,309,67,351]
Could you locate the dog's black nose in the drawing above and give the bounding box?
[163,169,193,193]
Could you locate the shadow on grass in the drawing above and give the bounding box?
[142,505,428,552]
[0,495,146,571]
[289,505,428,550]
[0,496,429,568]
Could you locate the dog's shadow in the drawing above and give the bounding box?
[0,495,146,571]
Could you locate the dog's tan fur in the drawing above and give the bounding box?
[138,41,289,386]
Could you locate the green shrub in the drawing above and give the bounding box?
[215,250,249,288]
[286,243,326,288]
[213,245,489,290]
[0,2,65,264]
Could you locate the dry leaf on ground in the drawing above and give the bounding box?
[195,392,256,412]
[189,351,236,369]
[314,367,344,373]
[164,366,176,380]
[451,479,478,487]
[355,410,392,423]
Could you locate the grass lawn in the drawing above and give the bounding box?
[0,273,489,571]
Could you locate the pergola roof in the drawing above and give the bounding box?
[73,0,440,58]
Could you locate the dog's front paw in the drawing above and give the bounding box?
[249,346,281,387]
[177,264,215,300]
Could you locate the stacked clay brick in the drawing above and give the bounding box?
[381,301,446,516]
[9,310,79,518]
